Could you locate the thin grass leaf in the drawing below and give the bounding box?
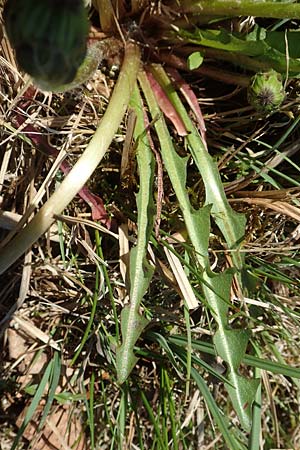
[177,355,247,450]
[249,379,262,450]
[116,86,156,383]
[264,338,300,388]
[249,344,262,450]
[163,369,179,450]
[38,351,61,432]
[96,232,120,342]
[117,388,127,447]
[140,390,167,450]
[71,244,103,366]
[183,303,192,399]
[148,331,230,385]
[128,385,146,450]
[100,380,116,442]
[169,335,300,378]
[89,371,95,450]
[12,359,53,450]
[71,291,98,366]
[160,368,169,446]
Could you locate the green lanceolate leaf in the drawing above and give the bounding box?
[116,86,156,384]
[150,65,246,270]
[4,0,89,88]
[177,26,300,76]
[202,271,259,431]
[210,271,259,430]
[140,68,258,431]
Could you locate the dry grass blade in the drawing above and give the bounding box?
[234,197,300,222]
[12,315,60,350]
[163,243,199,310]
[118,222,130,288]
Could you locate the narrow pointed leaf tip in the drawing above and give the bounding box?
[116,305,150,384]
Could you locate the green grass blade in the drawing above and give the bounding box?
[116,86,156,383]
[96,231,120,342]
[160,368,169,446]
[89,371,95,450]
[70,238,103,366]
[118,388,127,447]
[140,390,167,449]
[177,355,247,450]
[249,344,262,450]
[71,292,98,366]
[128,384,146,450]
[183,303,192,399]
[162,368,179,450]
[12,359,53,450]
[38,351,61,431]
[148,331,229,384]
[249,378,262,450]
[169,335,300,378]
[109,388,127,449]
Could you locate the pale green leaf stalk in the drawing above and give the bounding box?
[0,43,141,274]
[116,86,156,384]
[139,69,259,431]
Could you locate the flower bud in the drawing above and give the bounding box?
[247,70,285,113]
[3,0,89,88]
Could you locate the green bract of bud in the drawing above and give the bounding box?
[247,69,285,114]
[3,0,89,88]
